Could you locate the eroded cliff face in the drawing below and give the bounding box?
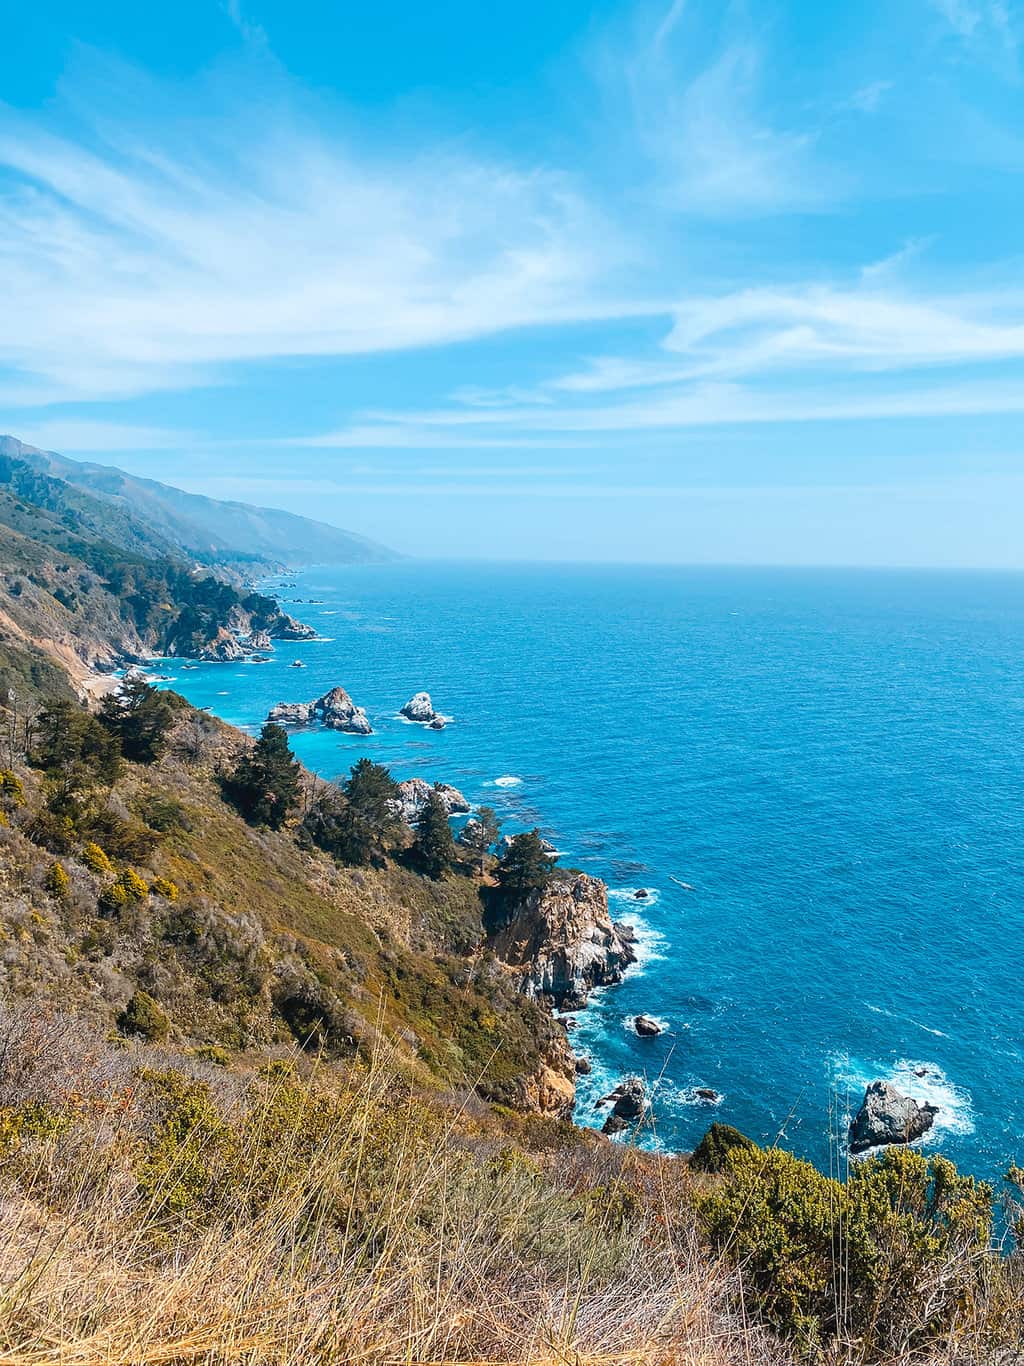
[520,1031,578,1119]
[487,873,637,1010]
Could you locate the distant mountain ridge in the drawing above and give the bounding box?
[0,436,396,575]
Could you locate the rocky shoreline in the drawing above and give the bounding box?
[144,614,952,1158]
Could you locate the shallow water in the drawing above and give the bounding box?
[154,562,1024,1182]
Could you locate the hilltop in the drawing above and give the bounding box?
[0,435,396,576]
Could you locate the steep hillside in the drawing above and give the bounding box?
[1,436,396,573]
[0,453,319,701]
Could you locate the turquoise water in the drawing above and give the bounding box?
[153,562,1024,1183]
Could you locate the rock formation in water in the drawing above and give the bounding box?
[273,614,317,641]
[634,1014,662,1036]
[401,691,439,722]
[267,686,372,735]
[486,873,637,1009]
[599,1077,646,1134]
[849,1080,938,1153]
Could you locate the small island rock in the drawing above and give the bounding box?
[599,1077,646,1133]
[401,691,439,723]
[849,1080,938,1154]
[634,1014,662,1037]
[267,686,372,736]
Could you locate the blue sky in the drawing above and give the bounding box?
[4,0,1024,563]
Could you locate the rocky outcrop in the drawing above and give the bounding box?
[634,1014,662,1036]
[196,628,246,662]
[486,873,637,1010]
[599,1077,645,1134]
[267,686,372,735]
[401,691,438,722]
[393,777,470,823]
[247,629,273,650]
[849,1081,938,1154]
[272,614,317,641]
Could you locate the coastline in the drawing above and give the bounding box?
[138,561,1015,1181]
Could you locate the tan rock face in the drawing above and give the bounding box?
[487,873,637,1009]
[522,1061,576,1119]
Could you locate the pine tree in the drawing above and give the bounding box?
[30,700,122,810]
[222,723,301,829]
[99,676,179,763]
[495,828,556,896]
[414,789,456,878]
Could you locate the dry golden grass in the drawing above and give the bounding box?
[0,1003,786,1366]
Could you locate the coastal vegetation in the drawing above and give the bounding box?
[0,456,1022,1365]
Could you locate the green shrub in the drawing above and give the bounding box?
[136,1070,235,1227]
[697,1139,992,1352]
[119,868,150,902]
[81,841,114,874]
[44,861,70,900]
[118,990,170,1042]
[0,769,26,809]
[99,882,130,915]
[0,1101,68,1157]
[689,1121,756,1173]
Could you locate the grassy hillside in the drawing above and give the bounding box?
[2,435,396,573]
[0,500,1021,1364]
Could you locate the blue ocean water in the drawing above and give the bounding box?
[153,562,1024,1183]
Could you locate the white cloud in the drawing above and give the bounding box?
[607,3,837,216]
[292,277,1024,446]
[845,81,894,114]
[0,56,645,405]
[929,0,1019,65]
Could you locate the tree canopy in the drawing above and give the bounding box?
[495,829,556,896]
[414,789,456,879]
[222,723,301,830]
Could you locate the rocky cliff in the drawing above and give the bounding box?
[486,873,637,1009]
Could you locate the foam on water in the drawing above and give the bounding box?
[154,560,1024,1182]
[831,1053,976,1146]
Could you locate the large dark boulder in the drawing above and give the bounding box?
[849,1080,938,1154]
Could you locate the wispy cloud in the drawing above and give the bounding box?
[290,277,1024,446]
[0,53,645,406]
[10,420,192,452]
[604,3,838,215]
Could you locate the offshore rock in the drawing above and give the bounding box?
[486,873,637,1009]
[401,691,438,722]
[849,1081,938,1154]
[267,686,372,735]
[634,1014,662,1036]
[393,777,470,823]
[599,1077,646,1133]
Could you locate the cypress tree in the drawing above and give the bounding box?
[414,789,456,878]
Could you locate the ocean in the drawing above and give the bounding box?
[152,562,1024,1184]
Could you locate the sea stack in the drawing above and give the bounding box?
[486,872,637,1009]
[849,1081,938,1154]
[401,691,441,723]
[267,686,372,735]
